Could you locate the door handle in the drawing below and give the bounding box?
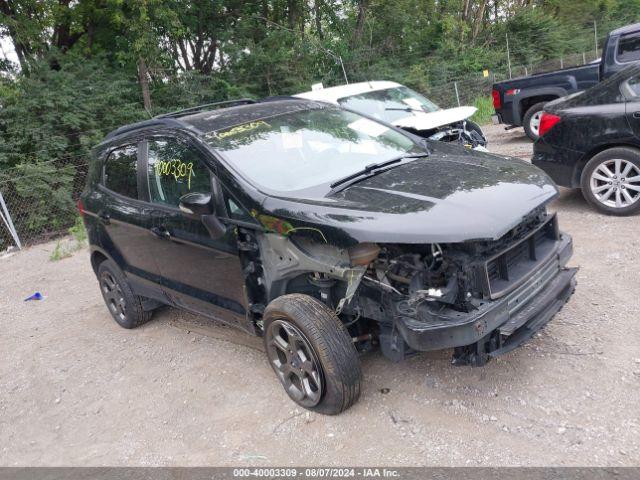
[150,226,171,239]
[98,212,110,224]
[633,112,640,119]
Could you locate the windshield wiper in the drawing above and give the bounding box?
[384,106,427,113]
[328,153,429,194]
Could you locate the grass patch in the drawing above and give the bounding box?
[50,216,87,261]
[69,215,88,243]
[470,96,494,126]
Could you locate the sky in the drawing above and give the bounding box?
[0,36,19,67]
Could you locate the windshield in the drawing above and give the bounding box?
[337,86,440,123]
[204,107,422,192]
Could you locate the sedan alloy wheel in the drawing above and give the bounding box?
[589,158,640,209]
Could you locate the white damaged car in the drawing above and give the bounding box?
[296,81,488,150]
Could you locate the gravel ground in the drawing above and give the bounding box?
[1,124,639,466]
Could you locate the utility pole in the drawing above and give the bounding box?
[506,33,512,79]
[594,20,598,57]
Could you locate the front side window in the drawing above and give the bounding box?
[204,107,421,192]
[146,138,212,207]
[617,32,640,64]
[104,144,138,198]
[337,86,440,124]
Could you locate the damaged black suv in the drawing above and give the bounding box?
[81,98,577,414]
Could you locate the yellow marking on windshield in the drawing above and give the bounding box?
[210,120,271,140]
[154,160,194,189]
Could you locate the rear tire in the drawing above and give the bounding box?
[263,294,362,415]
[580,147,640,216]
[523,102,547,141]
[97,260,152,329]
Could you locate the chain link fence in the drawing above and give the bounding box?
[0,49,604,250]
[0,156,89,250]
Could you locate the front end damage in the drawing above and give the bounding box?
[405,121,488,151]
[238,208,576,366]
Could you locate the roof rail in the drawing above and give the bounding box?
[104,118,185,140]
[155,98,257,119]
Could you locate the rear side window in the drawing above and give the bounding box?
[103,145,139,198]
[617,32,640,63]
[146,138,212,207]
[622,75,640,100]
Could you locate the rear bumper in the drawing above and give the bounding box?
[395,234,576,353]
[491,106,521,127]
[532,138,584,188]
[493,105,517,126]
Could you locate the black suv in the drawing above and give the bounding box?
[82,98,577,414]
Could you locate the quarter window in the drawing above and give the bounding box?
[623,75,640,100]
[104,144,139,198]
[146,138,212,207]
[617,32,640,63]
[225,195,253,222]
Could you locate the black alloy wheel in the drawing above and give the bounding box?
[265,319,324,408]
[100,270,127,323]
[97,259,153,329]
[262,294,361,414]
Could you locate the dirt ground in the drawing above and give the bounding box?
[1,124,639,467]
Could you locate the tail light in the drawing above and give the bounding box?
[538,112,561,137]
[491,89,502,109]
[77,199,85,217]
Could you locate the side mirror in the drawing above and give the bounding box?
[178,192,227,239]
[179,192,213,218]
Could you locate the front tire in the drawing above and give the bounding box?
[263,294,362,415]
[523,102,547,141]
[464,120,487,147]
[580,147,640,216]
[97,260,152,329]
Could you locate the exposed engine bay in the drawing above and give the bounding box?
[405,120,488,150]
[238,207,575,366]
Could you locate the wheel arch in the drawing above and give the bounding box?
[576,143,640,187]
[512,87,566,123]
[90,246,113,274]
[519,95,558,116]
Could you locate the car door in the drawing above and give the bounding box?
[97,142,166,300]
[140,135,251,332]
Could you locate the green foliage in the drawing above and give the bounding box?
[49,216,86,261]
[0,0,634,245]
[471,96,495,126]
[0,52,146,239]
[69,216,87,244]
[49,241,69,261]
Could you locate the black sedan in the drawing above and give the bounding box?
[533,64,640,215]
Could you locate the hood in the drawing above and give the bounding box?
[391,106,477,130]
[261,142,558,247]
